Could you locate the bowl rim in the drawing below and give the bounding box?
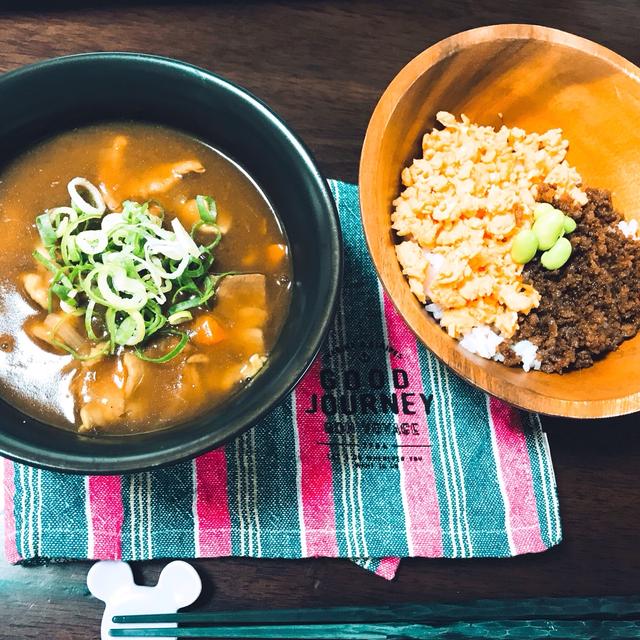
[359,24,640,419]
[0,51,343,472]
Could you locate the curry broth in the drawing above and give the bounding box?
[0,122,291,433]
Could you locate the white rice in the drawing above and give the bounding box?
[426,310,542,372]
[512,340,542,372]
[425,302,444,320]
[423,251,445,299]
[618,219,639,240]
[459,325,504,360]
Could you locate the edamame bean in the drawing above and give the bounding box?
[511,229,539,264]
[532,209,565,250]
[533,202,556,221]
[541,237,572,270]
[563,216,577,233]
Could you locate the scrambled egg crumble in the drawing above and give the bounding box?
[392,112,587,339]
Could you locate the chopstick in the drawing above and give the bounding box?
[113,595,640,625]
[110,597,640,638]
[109,620,640,639]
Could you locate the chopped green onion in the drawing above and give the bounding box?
[67,177,106,215]
[104,307,117,352]
[33,249,63,277]
[114,310,146,346]
[30,177,228,361]
[195,195,217,224]
[36,213,57,247]
[51,337,109,361]
[134,330,189,363]
[84,300,99,342]
[168,310,193,325]
[48,207,78,237]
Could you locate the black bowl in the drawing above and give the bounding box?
[0,53,342,473]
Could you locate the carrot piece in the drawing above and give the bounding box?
[266,243,287,265]
[190,314,227,346]
[176,199,200,228]
[241,251,258,267]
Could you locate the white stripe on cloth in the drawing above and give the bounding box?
[541,429,561,540]
[425,352,458,556]
[192,459,200,556]
[234,438,246,555]
[327,287,355,557]
[138,473,145,558]
[536,415,560,541]
[436,360,465,556]
[84,475,95,558]
[437,359,468,556]
[29,466,37,558]
[530,412,560,543]
[337,183,370,559]
[441,362,473,556]
[339,278,369,559]
[291,388,309,558]
[19,466,26,558]
[37,468,43,557]
[332,316,356,557]
[0,461,3,562]
[250,427,262,557]
[531,415,553,542]
[128,475,136,561]
[328,180,358,559]
[486,396,516,555]
[146,472,153,559]
[376,279,414,556]
[243,434,254,556]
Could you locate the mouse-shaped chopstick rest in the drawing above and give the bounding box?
[87,560,202,640]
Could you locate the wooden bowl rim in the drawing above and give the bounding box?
[359,24,640,419]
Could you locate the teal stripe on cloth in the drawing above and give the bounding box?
[418,349,458,557]
[121,473,143,560]
[226,431,263,557]
[225,436,243,556]
[441,365,510,557]
[524,413,561,548]
[149,463,196,557]
[121,467,196,560]
[2,180,562,579]
[17,466,87,560]
[326,181,409,559]
[250,397,303,558]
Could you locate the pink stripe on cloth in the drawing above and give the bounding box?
[88,475,123,559]
[295,355,339,557]
[375,557,400,580]
[196,448,232,556]
[3,458,20,563]
[383,292,443,557]
[488,397,546,554]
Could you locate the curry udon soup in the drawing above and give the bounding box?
[0,123,292,434]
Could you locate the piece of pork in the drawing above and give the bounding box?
[98,135,129,210]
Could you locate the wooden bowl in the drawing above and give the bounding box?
[359,24,640,418]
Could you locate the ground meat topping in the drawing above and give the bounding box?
[500,186,640,373]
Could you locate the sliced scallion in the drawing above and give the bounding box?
[167,310,193,325]
[31,178,227,362]
[195,195,217,224]
[134,330,189,363]
[36,213,58,247]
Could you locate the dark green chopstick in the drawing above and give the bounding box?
[113,595,640,626]
[109,620,640,639]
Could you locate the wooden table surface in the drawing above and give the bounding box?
[1,1,640,638]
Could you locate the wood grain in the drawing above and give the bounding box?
[1,2,640,640]
[360,24,640,418]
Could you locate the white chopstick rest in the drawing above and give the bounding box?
[87,560,202,640]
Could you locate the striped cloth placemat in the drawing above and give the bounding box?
[2,180,561,579]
